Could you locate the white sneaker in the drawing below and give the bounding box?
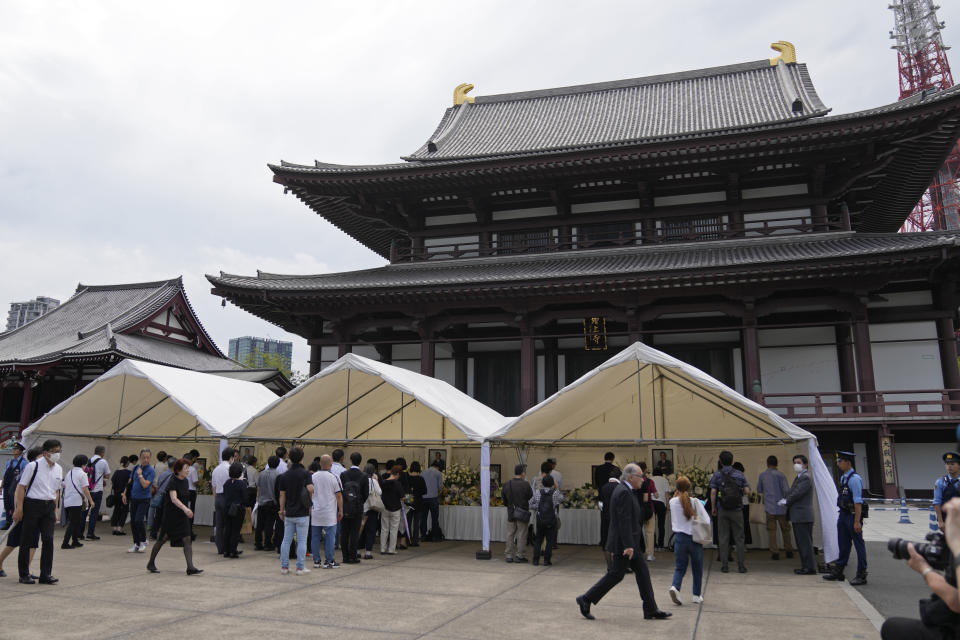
[138,542,148,552]
[668,586,682,606]
[280,567,289,575]
[295,567,310,576]
[128,544,139,553]
[647,554,655,561]
[692,595,704,604]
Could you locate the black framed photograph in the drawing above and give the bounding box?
[239,446,254,460]
[195,457,207,472]
[652,448,674,476]
[377,462,388,474]
[489,464,501,485]
[428,448,447,472]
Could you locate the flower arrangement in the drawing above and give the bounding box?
[443,460,479,490]
[674,456,713,500]
[562,484,598,509]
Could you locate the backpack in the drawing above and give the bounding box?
[719,470,742,511]
[342,479,364,517]
[536,489,557,527]
[84,457,100,490]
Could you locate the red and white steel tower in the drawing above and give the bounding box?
[890,0,960,231]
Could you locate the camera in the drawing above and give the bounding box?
[889,531,952,571]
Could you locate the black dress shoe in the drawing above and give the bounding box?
[37,576,58,585]
[186,568,203,576]
[794,568,816,575]
[785,551,794,559]
[644,610,672,620]
[514,557,528,563]
[505,557,514,563]
[576,595,595,620]
[543,560,552,566]
[146,565,160,574]
[0,569,6,577]
[61,544,73,550]
[19,577,35,584]
[87,535,101,541]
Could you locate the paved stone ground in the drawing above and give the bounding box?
[0,526,883,640]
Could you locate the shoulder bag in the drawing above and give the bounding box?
[691,500,712,545]
[367,477,385,513]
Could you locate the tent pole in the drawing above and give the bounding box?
[636,359,643,441]
[477,440,492,560]
[345,369,351,441]
[115,375,127,436]
[400,391,404,443]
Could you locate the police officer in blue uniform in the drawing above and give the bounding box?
[2,443,27,530]
[824,450,867,585]
[933,451,960,531]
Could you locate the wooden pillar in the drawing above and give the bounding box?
[627,310,642,345]
[543,338,558,398]
[937,316,960,404]
[338,343,352,358]
[19,377,34,430]
[835,324,858,414]
[452,342,468,393]
[812,204,829,232]
[309,344,323,376]
[521,331,536,411]
[852,300,877,410]
[420,338,435,378]
[743,309,761,402]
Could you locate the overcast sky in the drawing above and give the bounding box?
[2,1,959,375]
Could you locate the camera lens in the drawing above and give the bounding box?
[887,537,910,560]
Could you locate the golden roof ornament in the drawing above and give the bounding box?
[453,83,475,106]
[769,41,797,66]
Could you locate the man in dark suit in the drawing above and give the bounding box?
[339,452,370,564]
[783,453,816,575]
[576,464,671,621]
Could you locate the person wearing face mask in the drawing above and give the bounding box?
[12,439,64,584]
[781,454,816,575]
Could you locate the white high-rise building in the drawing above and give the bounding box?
[5,296,60,332]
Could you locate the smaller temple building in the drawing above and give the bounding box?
[0,277,291,439]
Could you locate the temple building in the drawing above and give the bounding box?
[0,277,291,438]
[209,45,960,498]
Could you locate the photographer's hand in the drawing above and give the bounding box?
[942,498,960,555]
[906,543,932,575]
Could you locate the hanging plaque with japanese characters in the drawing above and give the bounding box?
[583,316,607,351]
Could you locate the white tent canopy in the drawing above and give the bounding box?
[22,359,278,440]
[485,342,839,562]
[229,353,507,443]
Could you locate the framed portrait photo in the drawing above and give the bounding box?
[652,448,674,476]
[427,449,447,472]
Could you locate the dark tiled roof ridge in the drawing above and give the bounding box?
[208,231,960,290]
[75,276,183,294]
[272,80,960,176]
[470,59,775,104]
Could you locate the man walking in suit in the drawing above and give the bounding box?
[576,463,671,621]
[782,454,816,575]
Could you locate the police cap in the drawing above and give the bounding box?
[943,452,960,463]
[837,450,856,462]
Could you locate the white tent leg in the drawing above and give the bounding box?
[478,441,492,559]
[219,438,228,459]
[807,438,839,563]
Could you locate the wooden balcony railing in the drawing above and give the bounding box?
[759,389,960,421]
[392,211,847,262]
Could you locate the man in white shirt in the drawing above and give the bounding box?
[311,455,342,569]
[62,454,94,549]
[275,446,289,474]
[13,439,63,584]
[85,445,111,540]
[212,448,239,555]
[331,450,347,477]
[547,458,563,490]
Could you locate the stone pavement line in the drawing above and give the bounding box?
[690,547,715,639]
[840,582,885,632]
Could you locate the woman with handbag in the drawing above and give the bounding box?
[146,458,202,575]
[668,476,711,606]
[360,463,383,559]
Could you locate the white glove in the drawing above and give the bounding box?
[777,499,787,506]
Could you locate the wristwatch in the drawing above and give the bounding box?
[922,567,934,578]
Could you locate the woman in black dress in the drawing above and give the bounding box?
[146,458,202,575]
[110,456,132,535]
[222,462,247,558]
